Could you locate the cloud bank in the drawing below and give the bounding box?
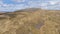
[0,0,60,12]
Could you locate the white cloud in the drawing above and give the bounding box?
[12,0,25,2]
[27,1,41,8]
[0,3,28,11]
[40,3,48,7]
[0,0,30,11]
[48,1,58,5]
[0,0,60,12]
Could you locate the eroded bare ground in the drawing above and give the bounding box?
[0,9,60,34]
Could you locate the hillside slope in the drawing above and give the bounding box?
[0,8,60,34]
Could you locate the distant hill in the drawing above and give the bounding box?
[0,8,60,34]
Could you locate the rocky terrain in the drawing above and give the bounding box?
[0,8,60,34]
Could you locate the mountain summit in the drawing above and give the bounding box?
[0,8,60,34]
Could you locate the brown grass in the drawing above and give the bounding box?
[0,8,60,34]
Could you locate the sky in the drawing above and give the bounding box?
[0,0,60,12]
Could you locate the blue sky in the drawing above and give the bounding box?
[0,0,60,12]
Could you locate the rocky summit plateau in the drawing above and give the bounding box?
[0,8,60,34]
